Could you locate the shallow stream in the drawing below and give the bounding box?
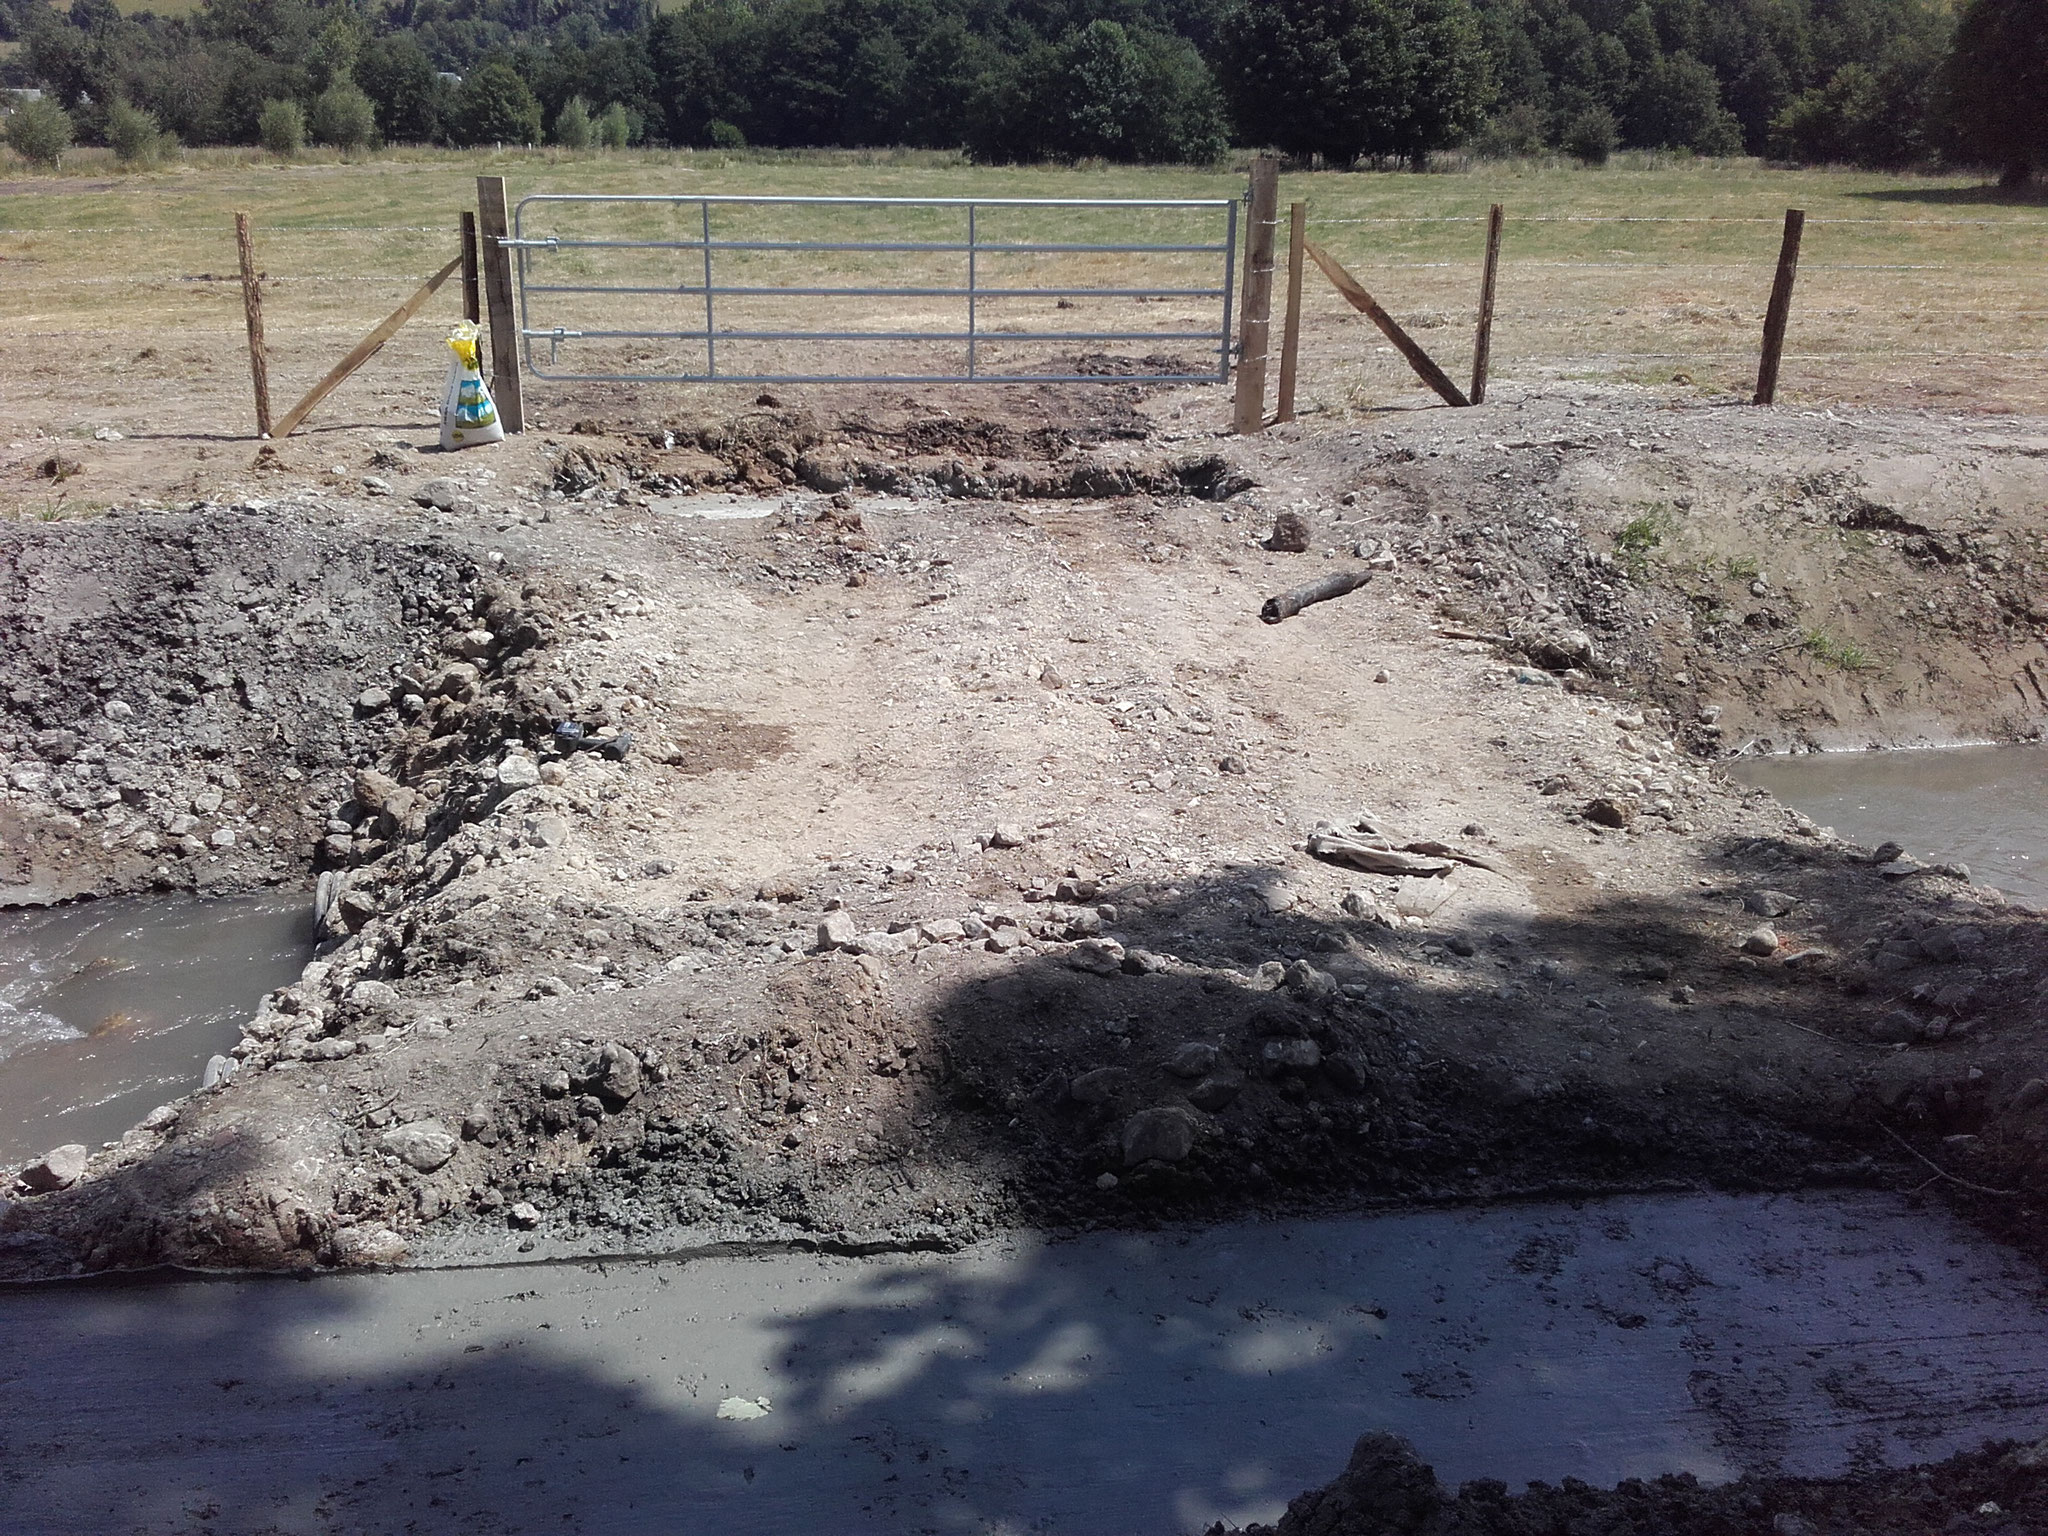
[0,892,311,1167]
[1729,743,2048,905]
[5,1191,2046,1534]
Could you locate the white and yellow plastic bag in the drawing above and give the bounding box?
[441,321,504,449]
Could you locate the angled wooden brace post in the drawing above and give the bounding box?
[270,255,464,439]
[1302,239,1470,409]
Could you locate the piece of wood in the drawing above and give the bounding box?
[1260,568,1373,624]
[1471,203,1504,405]
[460,211,481,326]
[234,212,272,438]
[1274,201,1307,424]
[1232,156,1280,436]
[476,175,525,433]
[271,255,462,439]
[1303,239,1470,408]
[1754,207,1805,406]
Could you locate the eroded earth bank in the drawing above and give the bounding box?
[5,385,2048,1531]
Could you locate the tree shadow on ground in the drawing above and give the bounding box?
[1846,183,2048,209]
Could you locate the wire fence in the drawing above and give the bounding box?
[3,204,2046,421]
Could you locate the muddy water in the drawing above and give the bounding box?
[1730,744,2048,905]
[0,892,311,1167]
[7,1191,2048,1535]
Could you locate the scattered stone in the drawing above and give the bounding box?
[1069,1067,1128,1106]
[1267,511,1311,552]
[413,477,461,510]
[508,1201,542,1228]
[1877,858,1924,880]
[303,1037,357,1061]
[2013,1079,2048,1112]
[1738,924,1780,956]
[357,687,393,713]
[587,1040,644,1105]
[18,1144,89,1194]
[988,823,1026,848]
[919,918,966,944]
[1583,796,1637,828]
[986,927,1026,953]
[331,1227,406,1266]
[716,1397,772,1421]
[1120,1106,1199,1167]
[1068,938,1126,975]
[200,1054,236,1090]
[1781,947,1832,972]
[350,980,400,1013]
[1745,889,1797,918]
[496,755,542,790]
[851,929,910,958]
[361,476,393,497]
[380,1120,458,1173]
[1261,1037,1322,1073]
[1869,841,1906,864]
[1121,947,1166,975]
[1094,1172,1119,1191]
[1865,1011,1923,1045]
[1186,1072,1244,1112]
[1166,1042,1219,1079]
[1373,669,1391,684]
[817,911,858,950]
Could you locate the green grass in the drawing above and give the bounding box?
[1725,554,1763,582]
[1802,628,1874,671]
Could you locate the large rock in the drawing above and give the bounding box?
[1271,1432,1442,1535]
[586,1040,643,1105]
[1069,1067,1128,1106]
[18,1144,89,1193]
[1262,1038,1322,1074]
[816,911,858,950]
[1120,1107,1199,1168]
[379,1120,458,1173]
[1165,1042,1219,1079]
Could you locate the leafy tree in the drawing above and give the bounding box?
[596,99,631,147]
[355,32,444,144]
[553,91,591,147]
[455,57,542,144]
[1627,50,1741,153]
[1218,0,1494,167]
[1935,0,2047,185]
[708,116,745,148]
[312,73,377,149]
[256,94,303,155]
[5,93,73,164]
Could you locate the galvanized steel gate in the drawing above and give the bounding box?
[506,194,1238,386]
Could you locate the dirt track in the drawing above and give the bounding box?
[4,378,2048,1527]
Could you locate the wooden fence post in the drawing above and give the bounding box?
[1232,156,1280,435]
[460,211,482,326]
[1275,201,1307,424]
[476,175,525,433]
[1754,208,1805,406]
[234,211,272,438]
[1470,203,1504,406]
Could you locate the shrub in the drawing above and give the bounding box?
[1472,101,1547,158]
[708,118,745,149]
[5,96,74,168]
[553,95,592,150]
[1561,105,1617,165]
[258,98,305,158]
[107,99,172,166]
[597,101,632,149]
[311,77,378,152]
[1937,0,2048,186]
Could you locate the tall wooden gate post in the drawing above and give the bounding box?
[1754,208,1805,406]
[476,176,525,433]
[1233,156,1281,435]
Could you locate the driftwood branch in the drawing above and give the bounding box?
[1880,1124,2015,1197]
[1261,569,1373,624]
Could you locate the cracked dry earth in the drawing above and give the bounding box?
[4,385,2048,1530]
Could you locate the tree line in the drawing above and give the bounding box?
[1,0,2042,183]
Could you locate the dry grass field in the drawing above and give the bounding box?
[2,145,2045,486]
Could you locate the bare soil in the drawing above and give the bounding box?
[3,377,2048,1525]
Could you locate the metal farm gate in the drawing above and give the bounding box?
[506,194,1238,386]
